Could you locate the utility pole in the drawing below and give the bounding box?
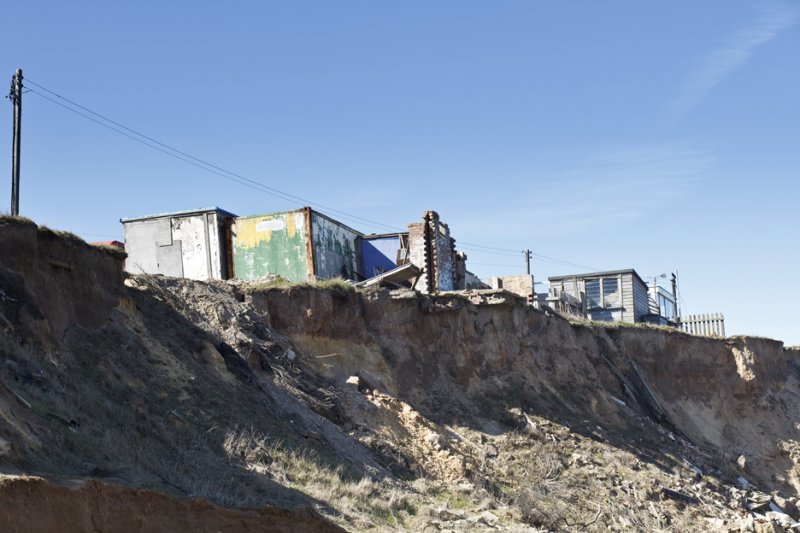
[9,69,22,216]
[671,272,679,320]
[523,249,532,275]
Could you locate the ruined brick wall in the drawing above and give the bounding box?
[407,222,429,291]
[490,274,535,304]
[455,252,467,290]
[407,211,457,293]
[430,213,455,292]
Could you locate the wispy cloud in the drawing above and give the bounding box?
[666,2,800,124]
[528,146,712,233]
[452,145,713,241]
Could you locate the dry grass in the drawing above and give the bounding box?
[246,277,356,296]
[568,316,686,336]
[0,214,36,225]
[38,225,86,244]
[90,243,127,259]
[223,426,416,530]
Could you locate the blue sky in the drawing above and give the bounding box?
[1,1,798,343]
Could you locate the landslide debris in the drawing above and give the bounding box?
[1,216,800,532]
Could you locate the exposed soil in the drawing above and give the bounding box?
[1,216,799,532]
[0,475,341,533]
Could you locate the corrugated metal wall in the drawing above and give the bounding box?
[231,210,310,282]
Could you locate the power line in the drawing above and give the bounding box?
[459,240,601,270]
[26,88,307,205]
[467,262,523,268]
[25,79,403,233]
[458,241,520,254]
[529,252,600,271]
[79,232,124,238]
[25,77,603,273]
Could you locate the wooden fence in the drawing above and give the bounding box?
[679,313,725,337]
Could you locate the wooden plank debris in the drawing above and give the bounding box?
[355,262,422,288]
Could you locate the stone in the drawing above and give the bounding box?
[772,495,800,520]
[355,369,388,394]
[737,454,748,470]
[425,431,446,450]
[436,507,465,521]
[477,511,499,527]
[754,521,785,533]
[345,376,360,389]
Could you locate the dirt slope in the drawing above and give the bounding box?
[1,216,799,532]
[258,286,800,497]
[0,475,335,533]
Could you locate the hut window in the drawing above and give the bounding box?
[586,277,620,310]
[603,278,620,307]
[585,279,601,308]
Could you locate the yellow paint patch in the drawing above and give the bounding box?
[287,213,296,238]
[235,217,273,249]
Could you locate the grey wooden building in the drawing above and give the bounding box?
[547,269,652,323]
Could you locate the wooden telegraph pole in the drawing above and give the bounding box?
[523,249,532,275]
[9,69,22,216]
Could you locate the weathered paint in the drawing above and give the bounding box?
[171,215,211,279]
[123,218,161,274]
[311,212,360,279]
[231,210,310,282]
[489,275,535,302]
[122,208,233,280]
[408,211,456,292]
[431,219,456,291]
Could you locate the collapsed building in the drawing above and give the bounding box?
[121,207,476,293]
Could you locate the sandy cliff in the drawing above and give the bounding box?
[1,216,798,531]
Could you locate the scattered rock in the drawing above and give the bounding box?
[773,495,800,520]
[661,487,700,505]
[737,454,748,470]
[437,507,465,521]
[355,369,388,394]
[476,510,499,527]
[425,431,446,450]
[345,376,360,389]
[754,521,786,533]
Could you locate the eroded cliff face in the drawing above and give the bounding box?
[254,287,800,497]
[0,476,336,533]
[604,330,800,495]
[2,218,799,531]
[0,218,124,343]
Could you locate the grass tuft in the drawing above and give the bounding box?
[0,214,36,225]
[223,426,415,530]
[38,225,86,244]
[244,277,356,296]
